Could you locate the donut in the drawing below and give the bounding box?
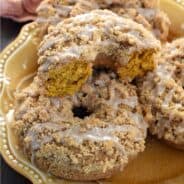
[36,0,158,25]
[138,46,184,149]
[36,0,170,41]
[36,0,78,24]
[70,0,170,41]
[12,71,147,181]
[160,38,184,87]
[37,10,160,97]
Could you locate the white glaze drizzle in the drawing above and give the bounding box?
[156,64,173,80]
[26,122,144,156]
[144,63,175,103]
[105,82,138,109]
[131,112,147,138]
[121,96,138,108]
[54,5,72,17]
[162,89,174,107]
[57,124,142,143]
[38,10,160,71]
[26,123,63,151]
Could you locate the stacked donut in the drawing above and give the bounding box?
[11,0,184,181]
[36,0,170,41]
[13,10,159,180]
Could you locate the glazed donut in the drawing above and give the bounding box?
[36,0,170,41]
[37,10,160,96]
[160,38,184,87]
[70,0,170,41]
[36,0,158,24]
[138,50,184,149]
[12,71,147,181]
[36,0,78,24]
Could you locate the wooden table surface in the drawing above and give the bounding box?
[0,18,31,184]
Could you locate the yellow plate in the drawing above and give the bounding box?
[0,1,184,184]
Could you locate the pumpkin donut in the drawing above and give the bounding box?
[37,10,160,96]
[36,0,170,41]
[138,40,184,149]
[36,0,78,24]
[70,0,170,41]
[11,71,147,181]
[160,38,184,88]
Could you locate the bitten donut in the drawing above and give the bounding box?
[37,10,160,96]
[12,71,147,181]
[138,58,184,149]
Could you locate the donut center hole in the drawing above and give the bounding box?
[72,106,92,119]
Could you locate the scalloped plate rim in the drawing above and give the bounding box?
[1,1,184,184]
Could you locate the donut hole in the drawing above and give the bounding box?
[72,105,92,119]
[45,50,155,97]
[94,51,155,80]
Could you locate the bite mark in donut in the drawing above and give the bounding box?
[117,50,155,79]
[38,10,160,97]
